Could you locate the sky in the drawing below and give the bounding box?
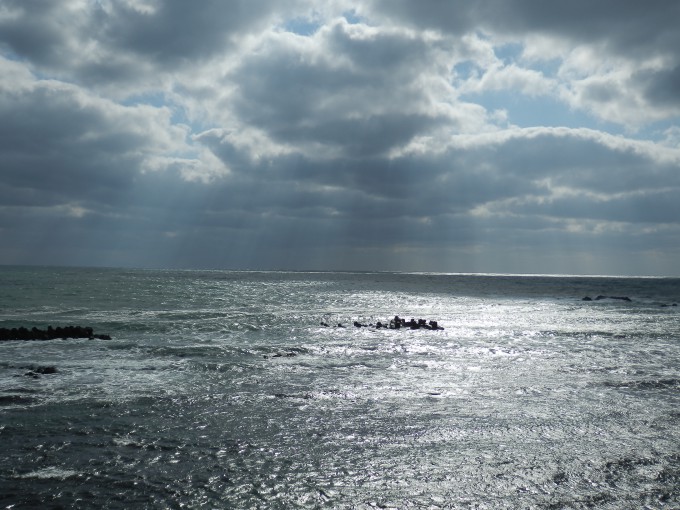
[1,0,679,276]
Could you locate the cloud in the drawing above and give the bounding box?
[0,0,310,95]
[363,0,680,59]
[197,125,680,231]
[206,20,467,159]
[363,0,680,128]
[0,56,209,209]
[635,64,680,108]
[0,1,678,274]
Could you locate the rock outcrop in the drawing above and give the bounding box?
[0,326,111,342]
[322,316,444,330]
[582,295,632,302]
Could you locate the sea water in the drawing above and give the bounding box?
[0,266,678,509]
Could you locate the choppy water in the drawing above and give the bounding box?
[0,267,678,509]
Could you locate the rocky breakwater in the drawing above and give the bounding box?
[0,325,111,342]
[322,316,445,330]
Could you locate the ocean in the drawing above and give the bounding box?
[0,266,678,509]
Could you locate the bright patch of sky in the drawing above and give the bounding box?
[342,10,362,25]
[282,10,361,35]
[122,91,168,109]
[494,42,524,65]
[282,16,321,36]
[465,89,625,133]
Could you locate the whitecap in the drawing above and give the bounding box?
[17,467,80,479]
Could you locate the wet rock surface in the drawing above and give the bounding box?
[0,326,111,341]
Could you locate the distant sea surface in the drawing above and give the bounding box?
[1,266,678,509]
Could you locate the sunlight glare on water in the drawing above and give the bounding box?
[0,268,678,508]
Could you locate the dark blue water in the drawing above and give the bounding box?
[1,267,678,508]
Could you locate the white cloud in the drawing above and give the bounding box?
[460,62,556,98]
[198,18,473,159]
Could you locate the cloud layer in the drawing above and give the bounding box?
[1,0,679,275]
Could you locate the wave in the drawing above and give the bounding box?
[601,378,680,391]
[15,467,81,480]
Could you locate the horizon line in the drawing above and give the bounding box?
[1,263,677,279]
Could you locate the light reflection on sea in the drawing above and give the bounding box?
[0,268,678,508]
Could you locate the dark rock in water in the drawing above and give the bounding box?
[21,365,58,378]
[0,326,110,341]
[428,320,443,330]
[592,295,632,302]
[319,316,444,331]
[582,296,593,301]
[35,366,58,374]
[264,351,297,359]
[274,392,312,399]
